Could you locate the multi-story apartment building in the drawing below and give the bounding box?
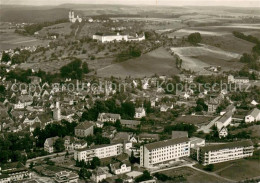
[74,143,124,162]
[140,137,190,168]
[199,140,254,165]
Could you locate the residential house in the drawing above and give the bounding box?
[74,121,94,137]
[251,100,259,106]
[245,108,260,123]
[138,133,159,143]
[160,104,173,112]
[63,136,87,151]
[102,126,117,139]
[120,119,140,129]
[44,136,59,153]
[110,161,131,175]
[14,95,33,109]
[97,113,121,123]
[207,94,224,113]
[134,107,146,119]
[54,171,79,183]
[215,122,228,138]
[91,168,107,183]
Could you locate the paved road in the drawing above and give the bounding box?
[198,116,220,133]
[150,162,195,174]
[26,151,74,166]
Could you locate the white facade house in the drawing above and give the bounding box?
[110,161,131,175]
[199,140,254,165]
[97,113,121,123]
[251,100,259,106]
[64,136,87,151]
[228,75,249,84]
[215,111,232,138]
[245,108,260,123]
[140,137,190,168]
[91,168,107,183]
[93,33,128,43]
[135,107,146,119]
[74,143,124,162]
[216,122,228,138]
[44,136,59,153]
[160,104,173,112]
[93,32,145,43]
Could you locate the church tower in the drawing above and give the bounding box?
[69,11,75,22]
[53,101,61,121]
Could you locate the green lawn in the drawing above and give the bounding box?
[216,159,260,181]
[160,167,225,183]
[194,157,260,182]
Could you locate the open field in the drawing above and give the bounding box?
[160,167,225,183]
[216,159,260,181]
[168,23,260,39]
[0,30,49,50]
[39,22,72,37]
[19,59,72,73]
[194,158,260,182]
[173,115,215,126]
[171,43,243,73]
[201,35,255,54]
[96,47,180,78]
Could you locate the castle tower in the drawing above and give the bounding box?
[69,11,72,22]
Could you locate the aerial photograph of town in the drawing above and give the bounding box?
[0,0,260,182]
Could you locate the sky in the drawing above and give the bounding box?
[1,0,260,7]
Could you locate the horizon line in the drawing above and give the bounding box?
[1,3,260,8]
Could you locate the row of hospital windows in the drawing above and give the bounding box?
[151,145,189,152]
[151,152,189,159]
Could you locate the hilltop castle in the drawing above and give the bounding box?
[69,11,82,23]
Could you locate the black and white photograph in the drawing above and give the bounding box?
[0,0,260,182]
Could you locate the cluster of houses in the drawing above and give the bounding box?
[0,46,37,63]
[0,72,259,182]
